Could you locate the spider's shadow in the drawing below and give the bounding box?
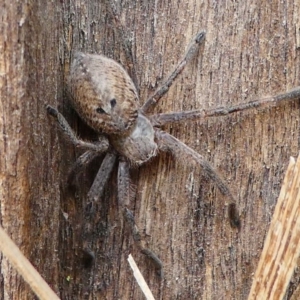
[56,100,118,283]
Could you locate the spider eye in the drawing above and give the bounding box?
[96,107,106,114]
[110,98,117,108]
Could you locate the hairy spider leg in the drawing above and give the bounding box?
[47,105,119,266]
[117,161,163,277]
[87,152,117,202]
[149,86,300,127]
[142,31,206,113]
[67,150,100,186]
[46,105,116,203]
[155,129,241,229]
[80,152,117,267]
[105,1,139,90]
[46,105,109,152]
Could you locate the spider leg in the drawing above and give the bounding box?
[149,110,205,127]
[105,1,139,89]
[118,161,163,277]
[46,105,109,152]
[142,31,206,113]
[150,86,300,127]
[155,129,240,229]
[82,152,117,267]
[87,152,117,202]
[67,150,101,186]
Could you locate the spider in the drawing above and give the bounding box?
[47,31,300,277]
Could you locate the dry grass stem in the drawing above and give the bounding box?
[248,155,300,299]
[0,226,60,300]
[127,254,155,300]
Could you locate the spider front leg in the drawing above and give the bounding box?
[118,161,163,277]
[87,152,117,202]
[81,152,117,267]
[67,150,101,186]
[142,31,206,113]
[155,129,240,229]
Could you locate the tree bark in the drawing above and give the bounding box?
[1,0,300,299]
[0,0,63,299]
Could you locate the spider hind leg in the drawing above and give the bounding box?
[46,105,109,152]
[142,31,206,113]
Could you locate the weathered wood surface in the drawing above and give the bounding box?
[0,0,299,299]
[0,1,62,299]
[0,225,60,299]
[248,156,300,300]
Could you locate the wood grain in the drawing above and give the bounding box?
[1,0,300,299]
[248,155,300,299]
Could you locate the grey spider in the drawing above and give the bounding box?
[47,31,300,276]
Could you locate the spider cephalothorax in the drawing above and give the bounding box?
[109,113,158,164]
[47,30,300,276]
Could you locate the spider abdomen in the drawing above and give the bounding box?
[68,52,139,134]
